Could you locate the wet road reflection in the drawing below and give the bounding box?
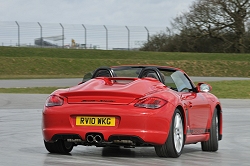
[0,97,250,166]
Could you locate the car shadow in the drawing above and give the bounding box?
[101,145,201,158]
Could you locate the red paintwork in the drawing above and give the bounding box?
[42,66,222,147]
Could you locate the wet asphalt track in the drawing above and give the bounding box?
[0,78,250,166]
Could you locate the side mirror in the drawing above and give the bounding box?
[196,83,212,92]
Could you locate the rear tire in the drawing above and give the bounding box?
[155,109,184,158]
[201,108,219,151]
[44,140,73,154]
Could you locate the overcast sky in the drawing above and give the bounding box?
[0,0,195,27]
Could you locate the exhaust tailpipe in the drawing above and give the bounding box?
[94,135,102,143]
[86,135,94,143]
[86,134,103,144]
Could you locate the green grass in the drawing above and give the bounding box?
[0,47,250,78]
[0,47,249,98]
[0,87,68,94]
[1,47,250,61]
[206,80,250,99]
[0,80,249,99]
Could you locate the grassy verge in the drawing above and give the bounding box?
[0,47,249,98]
[0,87,68,94]
[0,80,249,99]
[206,80,250,99]
[0,47,250,78]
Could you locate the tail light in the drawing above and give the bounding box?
[45,95,64,107]
[134,97,167,109]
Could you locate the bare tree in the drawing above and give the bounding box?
[172,0,250,53]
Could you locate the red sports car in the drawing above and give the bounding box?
[42,65,222,158]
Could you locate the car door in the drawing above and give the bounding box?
[181,92,210,134]
[171,71,210,135]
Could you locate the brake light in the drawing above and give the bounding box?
[134,97,167,109]
[45,95,64,107]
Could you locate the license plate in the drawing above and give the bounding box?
[76,116,115,126]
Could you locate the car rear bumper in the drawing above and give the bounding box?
[43,128,169,145]
[42,103,176,145]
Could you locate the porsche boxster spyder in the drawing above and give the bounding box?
[42,65,222,158]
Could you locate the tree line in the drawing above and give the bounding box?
[140,0,250,53]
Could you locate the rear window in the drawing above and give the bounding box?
[113,68,142,77]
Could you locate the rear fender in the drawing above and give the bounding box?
[154,91,187,136]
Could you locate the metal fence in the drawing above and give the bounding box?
[0,21,167,50]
